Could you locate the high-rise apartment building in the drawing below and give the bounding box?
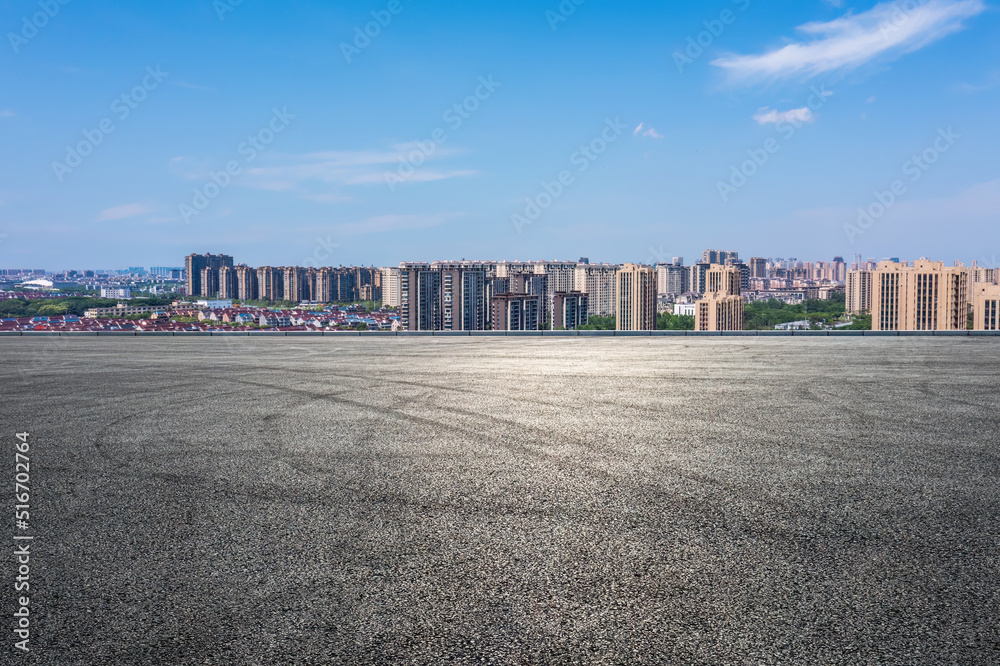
[656,263,689,296]
[491,294,540,331]
[706,264,741,296]
[509,273,549,326]
[973,284,1000,331]
[235,265,258,301]
[726,260,751,291]
[185,253,234,297]
[552,292,589,330]
[281,267,307,303]
[702,250,739,265]
[201,266,220,298]
[846,269,873,314]
[615,264,656,331]
[574,263,619,317]
[381,267,402,308]
[872,260,969,331]
[256,267,282,302]
[400,263,441,331]
[688,262,711,295]
[399,262,490,331]
[218,265,238,300]
[534,261,577,318]
[748,257,768,279]
[695,264,743,332]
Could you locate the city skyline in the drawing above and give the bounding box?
[1,1,998,269]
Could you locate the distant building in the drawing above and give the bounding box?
[150,267,184,278]
[702,249,739,265]
[695,264,743,331]
[381,267,401,308]
[688,262,711,295]
[552,292,589,330]
[872,260,968,331]
[748,257,768,279]
[235,265,258,301]
[656,263,688,296]
[491,293,540,331]
[259,313,292,328]
[534,261,578,317]
[973,283,1000,331]
[846,269,873,314]
[574,263,619,317]
[399,261,489,331]
[673,302,697,317]
[218,266,238,300]
[196,300,233,309]
[185,253,234,298]
[615,264,656,331]
[256,267,282,302]
[85,304,162,318]
[100,287,132,300]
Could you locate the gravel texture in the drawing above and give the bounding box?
[2,337,999,665]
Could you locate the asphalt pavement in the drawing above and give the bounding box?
[2,337,999,665]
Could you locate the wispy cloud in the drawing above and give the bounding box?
[956,69,1000,92]
[0,110,14,118]
[713,0,986,84]
[96,203,152,222]
[753,107,815,125]
[633,122,665,139]
[170,144,477,203]
[241,145,477,199]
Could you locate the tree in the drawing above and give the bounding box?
[355,322,369,331]
[657,312,695,330]
[847,313,872,330]
[579,316,615,330]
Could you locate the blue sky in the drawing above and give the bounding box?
[1,0,998,270]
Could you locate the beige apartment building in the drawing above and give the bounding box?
[695,264,743,332]
[381,267,401,308]
[846,269,873,314]
[973,283,1000,331]
[575,263,619,317]
[615,264,656,331]
[872,260,969,331]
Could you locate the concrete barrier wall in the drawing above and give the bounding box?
[2,330,1000,338]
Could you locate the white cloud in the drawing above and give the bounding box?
[753,107,815,125]
[713,0,985,84]
[634,122,664,139]
[0,110,14,118]
[168,144,477,204]
[96,204,152,222]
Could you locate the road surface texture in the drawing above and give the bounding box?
[2,337,999,665]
